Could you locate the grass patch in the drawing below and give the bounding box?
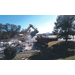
[28,41,75,60]
[1,41,74,60]
[48,41,61,47]
[13,50,39,60]
[58,55,75,60]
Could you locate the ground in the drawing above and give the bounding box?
[13,41,75,60]
[13,50,40,60]
[0,40,75,60]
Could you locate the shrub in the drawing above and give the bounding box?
[4,46,18,59]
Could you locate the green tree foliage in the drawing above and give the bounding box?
[4,46,18,59]
[0,23,2,31]
[20,29,26,34]
[53,15,75,41]
[0,23,21,40]
[0,23,2,39]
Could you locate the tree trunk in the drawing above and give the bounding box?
[73,35,74,39]
[66,38,67,42]
[65,35,68,42]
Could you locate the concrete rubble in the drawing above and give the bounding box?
[0,35,38,53]
[0,25,47,54]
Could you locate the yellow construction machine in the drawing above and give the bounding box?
[19,24,39,42]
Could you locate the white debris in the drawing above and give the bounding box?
[8,42,12,45]
[0,42,3,44]
[18,41,21,43]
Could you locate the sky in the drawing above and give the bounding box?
[0,15,58,34]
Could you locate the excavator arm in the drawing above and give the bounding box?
[19,24,39,42]
[23,24,39,38]
[30,24,39,37]
[23,24,32,38]
[29,24,36,30]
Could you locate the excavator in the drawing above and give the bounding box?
[19,24,39,42]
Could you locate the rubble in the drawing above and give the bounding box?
[0,35,37,53]
[0,24,39,53]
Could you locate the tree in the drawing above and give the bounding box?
[53,15,75,42]
[0,23,2,39]
[4,46,18,59]
[16,25,21,35]
[4,23,11,39]
[0,23,2,31]
[0,23,21,40]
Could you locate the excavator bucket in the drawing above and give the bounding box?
[22,24,39,40]
[31,29,39,37]
[35,29,39,33]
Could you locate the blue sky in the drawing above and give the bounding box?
[0,15,58,33]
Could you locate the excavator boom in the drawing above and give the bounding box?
[29,24,36,30]
[23,24,39,38]
[23,25,32,38]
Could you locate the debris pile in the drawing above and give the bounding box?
[0,38,37,53]
[0,24,38,53]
